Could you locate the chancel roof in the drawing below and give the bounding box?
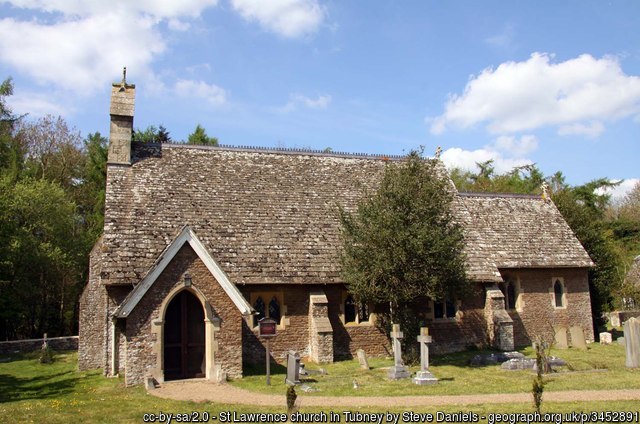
[100,144,592,286]
[454,192,594,282]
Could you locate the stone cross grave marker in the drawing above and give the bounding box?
[553,327,568,349]
[356,349,370,370]
[623,317,640,368]
[569,326,587,350]
[387,324,410,379]
[412,327,438,385]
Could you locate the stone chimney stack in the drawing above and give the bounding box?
[107,67,135,165]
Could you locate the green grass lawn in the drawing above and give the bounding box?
[0,346,638,423]
[234,343,640,396]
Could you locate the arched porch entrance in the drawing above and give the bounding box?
[163,290,205,380]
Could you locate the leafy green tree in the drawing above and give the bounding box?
[450,160,544,195]
[0,78,24,180]
[15,114,84,189]
[0,177,81,339]
[340,151,468,360]
[133,124,172,144]
[80,132,108,238]
[619,181,640,223]
[187,124,218,146]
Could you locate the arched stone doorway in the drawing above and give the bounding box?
[163,290,205,380]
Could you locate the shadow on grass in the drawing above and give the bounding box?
[0,353,81,403]
[429,346,533,369]
[243,361,287,377]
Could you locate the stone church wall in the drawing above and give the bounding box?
[503,268,594,347]
[78,239,107,370]
[124,244,242,386]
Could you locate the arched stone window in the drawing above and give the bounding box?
[344,294,356,324]
[506,282,517,310]
[269,296,281,324]
[554,279,564,308]
[253,296,265,327]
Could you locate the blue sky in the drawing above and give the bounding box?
[0,0,638,197]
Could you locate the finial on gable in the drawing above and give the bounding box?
[541,181,550,201]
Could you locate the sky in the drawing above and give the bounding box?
[0,0,638,199]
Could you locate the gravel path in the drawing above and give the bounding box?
[150,381,640,407]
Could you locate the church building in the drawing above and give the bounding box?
[79,78,595,386]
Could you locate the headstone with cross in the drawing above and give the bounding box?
[412,327,438,385]
[387,324,410,379]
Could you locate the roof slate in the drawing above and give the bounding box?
[100,144,592,286]
[455,193,593,281]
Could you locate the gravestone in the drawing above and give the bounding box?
[412,327,438,385]
[623,317,640,368]
[554,327,569,349]
[470,351,525,366]
[569,326,587,350]
[501,358,536,370]
[387,324,410,380]
[599,332,612,345]
[617,337,626,346]
[356,349,370,370]
[285,351,301,385]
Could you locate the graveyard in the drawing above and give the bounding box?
[232,338,640,397]
[1,338,639,423]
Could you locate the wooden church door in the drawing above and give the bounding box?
[163,290,205,380]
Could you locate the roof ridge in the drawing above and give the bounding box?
[157,142,406,160]
[458,191,543,200]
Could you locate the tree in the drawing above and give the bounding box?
[80,132,108,237]
[15,114,84,189]
[133,124,172,144]
[0,78,24,180]
[619,181,640,223]
[450,161,545,195]
[339,151,468,360]
[187,124,218,146]
[0,177,81,339]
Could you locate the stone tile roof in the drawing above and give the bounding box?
[100,144,592,286]
[455,192,594,282]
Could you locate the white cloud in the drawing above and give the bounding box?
[0,1,221,95]
[492,134,538,156]
[440,147,533,175]
[9,89,69,117]
[231,0,325,38]
[439,134,538,175]
[557,121,605,138]
[279,93,331,112]
[174,79,227,105]
[595,178,640,203]
[4,0,220,19]
[0,14,165,93]
[430,53,640,136]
